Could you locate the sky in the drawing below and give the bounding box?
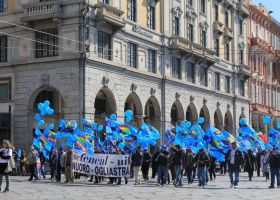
[252,0,280,22]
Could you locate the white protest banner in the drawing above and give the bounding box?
[72,150,130,177]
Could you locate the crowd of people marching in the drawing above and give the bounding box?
[1,139,280,193]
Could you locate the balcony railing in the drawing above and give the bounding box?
[238,63,250,78]
[94,3,125,31]
[251,37,275,54]
[237,2,250,18]
[21,0,61,22]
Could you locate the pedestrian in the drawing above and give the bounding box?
[38,150,46,179]
[219,150,227,175]
[195,149,210,188]
[56,149,63,182]
[0,140,13,193]
[26,146,37,181]
[156,145,169,186]
[184,147,194,184]
[268,148,280,189]
[151,146,160,179]
[244,149,255,181]
[131,146,142,185]
[19,150,27,176]
[172,145,183,187]
[226,142,243,188]
[64,148,74,183]
[117,148,128,185]
[141,148,151,181]
[168,148,175,184]
[261,150,270,181]
[49,149,57,181]
[256,149,262,177]
[209,155,217,181]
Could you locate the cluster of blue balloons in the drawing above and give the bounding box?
[240,118,247,126]
[82,119,103,132]
[124,110,133,123]
[262,115,271,124]
[34,100,54,129]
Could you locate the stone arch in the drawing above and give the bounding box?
[186,103,198,123]
[28,86,64,145]
[170,100,184,125]
[94,87,117,125]
[124,93,144,128]
[214,108,223,130]
[224,110,233,134]
[144,96,161,132]
[199,105,210,130]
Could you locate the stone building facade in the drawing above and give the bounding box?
[247,2,280,133]
[0,0,259,149]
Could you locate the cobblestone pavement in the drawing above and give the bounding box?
[0,173,279,200]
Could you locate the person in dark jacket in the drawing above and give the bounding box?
[195,149,210,188]
[256,149,262,177]
[151,146,160,178]
[172,145,183,187]
[38,150,46,179]
[49,149,57,181]
[131,146,142,185]
[244,149,255,181]
[184,148,194,184]
[268,149,280,188]
[209,155,217,181]
[156,145,169,186]
[141,148,151,181]
[226,142,244,188]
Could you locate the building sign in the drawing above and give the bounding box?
[72,150,130,177]
[132,25,153,38]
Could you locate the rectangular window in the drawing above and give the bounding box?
[225,42,230,61]
[239,19,243,35]
[0,113,11,141]
[101,0,109,4]
[0,0,7,13]
[225,76,231,93]
[148,6,156,30]
[215,72,220,91]
[127,42,137,68]
[186,62,195,83]
[214,4,219,21]
[188,0,193,7]
[215,37,220,57]
[0,35,7,62]
[98,31,111,60]
[35,28,58,58]
[201,0,206,14]
[128,0,137,22]
[188,24,194,42]
[0,80,9,102]
[240,49,244,64]
[174,17,180,35]
[240,80,245,96]
[147,49,156,73]
[199,67,207,86]
[172,57,181,79]
[201,30,206,47]
[225,10,229,27]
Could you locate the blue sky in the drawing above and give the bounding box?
[252,0,280,22]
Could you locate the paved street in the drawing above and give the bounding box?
[0,173,279,200]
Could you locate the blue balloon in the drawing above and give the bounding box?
[91,123,97,130]
[41,108,47,116]
[110,114,117,120]
[125,116,132,123]
[277,121,280,129]
[97,125,103,131]
[44,100,50,107]
[125,110,133,117]
[38,103,44,111]
[48,124,54,130]
[240,118,246,125]
[34,113,41,121]
[38,120,45,127]
[185,121,192,128]
[118,142,125,149]
[197,117,205,124]
[47,108,54,115]
[263,115,271,124]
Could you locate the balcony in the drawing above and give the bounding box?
[213,21,224,34]
[250,103,269,114]
[238,63,250,78]
[237,2,250,18]
[224,27,233,40]
[223,0,233,8]
[21,0,62,22]
[170,36,216,65]
[93,3,125,31]
[251,37,275,54]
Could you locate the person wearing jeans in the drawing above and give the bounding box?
[27,146,37,182]
[226,142,243,189]
[172,145,183,187]
[184,148,194,184]
[268,149,280,188]
[131,146,142,185]
[195,149,210,188]
[156,145,169,186]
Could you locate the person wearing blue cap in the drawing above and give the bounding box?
[156,145,169,186]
